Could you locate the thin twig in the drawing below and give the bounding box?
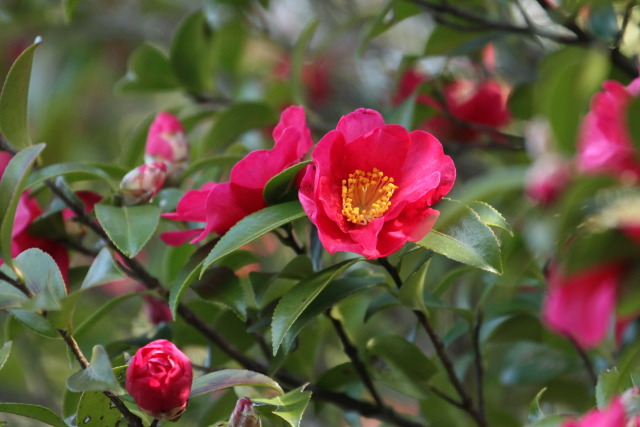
[0,270,34,298]
[377,257,403,289]
[570,338,598,387]
[429,386,465,410]
[58,329,143,427]
[326,310,385,408]
[614,1,637,49]
[472,311,486,423]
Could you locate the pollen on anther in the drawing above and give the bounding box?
[341,168,398,225]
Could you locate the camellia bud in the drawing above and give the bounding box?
[119,162,167,205]
[125,339,193,421]
[228,397,261,427]
[145,112,189,180]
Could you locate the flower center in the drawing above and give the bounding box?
[342,168,398,225]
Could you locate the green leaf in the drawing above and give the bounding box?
[14,248,67,311]
[398,259,430,313]
[190,369,283,398]
[0,39,40,148]
[73,291,147,341]
[253,386,312,427]
[0,143,46,267]
[527,387,547,424]
[537,47,609,153]
[290,20,318,106]
[81,248,125,290]
[627,97,640,152]
[281,275,382,353]
[424,26,498,56]
[74,391,122,427]
[95,204,160,258]
[66,345,121,393]
[62,0,80,21]
[596,369,621,409]
[25,162,117,190]
[8,308,58,338]
[0,341,12,371]
[202,201,306,273]
[365,335,438,399]
[271,258,362,355]
[116,43,178,93]
[416,202,502,274]
[192,267,246,321]
[468,201,512,236]
[263,160,312,205]
[203,102,277,152]
[357,0,421,57]
[0,271,29,308]
[0,403,66,427]
[170,11,216,94]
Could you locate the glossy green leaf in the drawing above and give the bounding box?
[0,143,46,267]
[527,387,547,424]
[81,248,125,290]
[263,160,311,205]
[25,162,116,190]
[95,203,160,258]
[0,341,12,371]
[596,369,621,409]
[67,345,121,393]
[290,20,318,105]
[75,391,122,427]
[0,39,40,148]
[365,335,438,399]
[253,386,312,427]
[116,43,178,92]
[8,308,58,338]
[190,369,283,398]
[203,102,277,152]
[398,259,430,313]
[202,201,306,273]
[416,202,502,274]
[271,258,362,355]
[62,0,80,22]
[180,154,243,181]
[192,267,246,320]
[0,403,66,427]
[0,273,29,309]
[170,11,215,93]
[468,201,512,236]
[14,248,67,311]
[281,275,382,353]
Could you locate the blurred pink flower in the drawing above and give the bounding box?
[526,154,572,205]
[298,108,455,259]
[577,77,640,179]
[542,263,623,349]
[562,398,627,427]
[162,106,312,244]
[120,162,167,205]
[0,152,69,282]
[145,112,189,179]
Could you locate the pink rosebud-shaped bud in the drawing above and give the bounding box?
[126,339,193,421]
[229,398,261,427]
[145,112,189,180]
[120,162,167,205]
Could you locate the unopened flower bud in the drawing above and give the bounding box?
[125,339,192,421]
[120,162,167,205]
[229,397,261,427]
[145,112,189,180]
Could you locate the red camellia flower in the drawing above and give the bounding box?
[562,398,629,427]
[0,152,69,281]
[162,105,312,245]
[577,77,640,179]
[542,263,623,349]
[126,339,193,421]
[145,112,189,180]
[298,108,455,259]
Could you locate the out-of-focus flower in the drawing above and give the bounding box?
[542,262,623,349]
[577,77,640,180]
[120,162,167,205]
[422,79,512,144]
[562,397,628,427]
[163,106,312,244]
[142,294,173,325]
[229,397,261,427]
[298,108,455,259]
[274,56,332,106]
[589,194,640,245]
[145,112,189,180]
[0,152,69,282]
[125,339,192,421]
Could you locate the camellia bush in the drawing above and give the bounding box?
[3,0,640,426]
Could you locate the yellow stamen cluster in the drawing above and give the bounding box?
[341,168,398,225]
